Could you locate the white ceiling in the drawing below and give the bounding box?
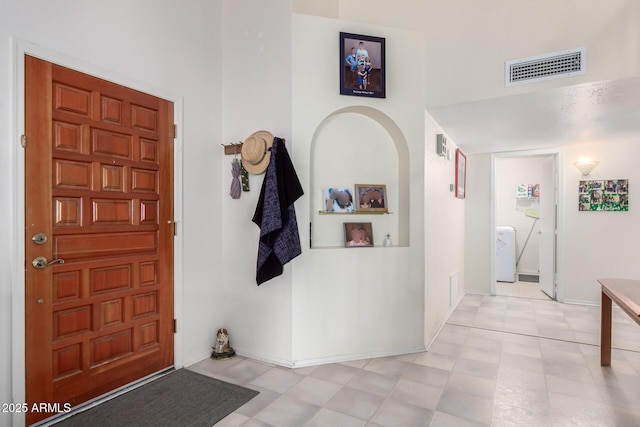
[427,76,640,155]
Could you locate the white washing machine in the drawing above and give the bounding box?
[495,226,516,283]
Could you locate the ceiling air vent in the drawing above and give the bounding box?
[505,48,586,87]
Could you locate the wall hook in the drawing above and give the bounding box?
[223,141,244,155]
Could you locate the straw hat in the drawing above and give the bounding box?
[241,130,274,174]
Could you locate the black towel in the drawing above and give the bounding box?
[252,138,304,285]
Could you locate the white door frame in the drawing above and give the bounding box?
[490,148,564,301]
[10,38,184,427]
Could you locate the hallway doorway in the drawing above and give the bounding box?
[491,151,560,301]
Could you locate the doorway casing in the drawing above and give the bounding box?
[490,149,564,301]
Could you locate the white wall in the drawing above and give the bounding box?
[0,1,223,424]
[293,0,339,18]
[464,154,493,294]
[561,140,640,303]
[217,0,294,366]
[290,13,427,364]
[423,113,466,344]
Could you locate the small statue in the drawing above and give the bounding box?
[211,328,236,359]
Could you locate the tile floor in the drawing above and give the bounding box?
[189,293,640,426]
[495,280,550,300]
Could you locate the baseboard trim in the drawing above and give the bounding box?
[288,346,427,369]
[562,298,599,306]
[425,290,466,351]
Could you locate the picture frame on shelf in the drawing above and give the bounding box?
[354,184,388,213]
[344,222,374,247]
[323,187,355,213]
[455,149,466,199]
[340,32,386,98]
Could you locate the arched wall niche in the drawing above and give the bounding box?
[309,105,410,247]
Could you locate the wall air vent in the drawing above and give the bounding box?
[505,47,586,87]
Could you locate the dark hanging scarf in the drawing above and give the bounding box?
[252,137,304,285]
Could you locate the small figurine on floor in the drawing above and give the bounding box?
[211,328,236,360]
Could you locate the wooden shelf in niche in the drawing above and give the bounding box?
[317,211,393,215]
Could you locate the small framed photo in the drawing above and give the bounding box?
[355,184,388,213]
[344,222,374,247]
[340,32,386,98]
[455,149,466,199]
[323,187,355,213]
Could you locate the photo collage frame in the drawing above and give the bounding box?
[578,179,629,211]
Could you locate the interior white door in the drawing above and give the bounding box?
[538,155,556,298]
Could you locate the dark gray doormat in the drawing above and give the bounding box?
[54,369,259,427]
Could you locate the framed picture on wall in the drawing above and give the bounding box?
[344,222,374,247]
[340,32,386,98]
[578,179,628,211]
[455,149,466,199]
[355,184,388,213]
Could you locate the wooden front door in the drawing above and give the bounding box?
[24,56,174,425]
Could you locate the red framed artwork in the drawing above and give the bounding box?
[455,148,466,199]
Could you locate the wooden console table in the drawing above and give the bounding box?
[598,278,640,366]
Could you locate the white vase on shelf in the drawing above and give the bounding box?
[383,234,392,247]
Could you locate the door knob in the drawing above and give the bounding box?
[32,256,65,269]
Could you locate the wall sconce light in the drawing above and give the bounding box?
[573,159,599,176]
